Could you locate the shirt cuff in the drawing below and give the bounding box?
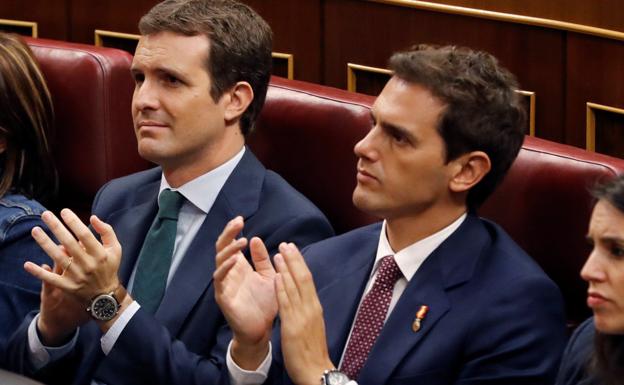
[27,313,79,370]
[226,340,272,385]
[100,300,141,355]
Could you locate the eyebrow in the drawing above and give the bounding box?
[130,64,188,81]
[586,234,624,244]
[370,110,416,143]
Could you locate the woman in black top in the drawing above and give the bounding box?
[556,175,624,385]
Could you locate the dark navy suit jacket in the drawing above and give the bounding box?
[555,318,600,385]
[5,149,334,385]
[269,215,567,385]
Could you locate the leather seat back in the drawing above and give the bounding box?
[26,37,151,218]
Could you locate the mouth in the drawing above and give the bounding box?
[356,167,377,184]
[587,291,609,308]
[137,120,168,129]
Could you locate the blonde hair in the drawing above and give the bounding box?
[0,33,56,201]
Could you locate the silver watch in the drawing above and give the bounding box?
[321,369,350,385]
[87,292,120,321]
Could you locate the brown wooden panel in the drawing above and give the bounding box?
[96,32,139,55]
[0,0,69,40]
[566,34,624,150]
[325,0,566,142]
[272,55,291,79]
[70,0,155,44]
[516,92,535,136]
[595,109,624,158]
[353,72,388,96]
[242,0,322,83]
[349,66,391,96]
[421,0,624,32]
[0,22,36,37]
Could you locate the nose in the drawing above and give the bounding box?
[580,247,607,283]
[354,126,380,162]
[133,79,159,112]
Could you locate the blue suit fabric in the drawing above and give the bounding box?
[269,215,567,385]
[4,149,334,384]
[555,318,601,385]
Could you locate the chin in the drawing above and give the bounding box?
[352,193,386,219]
[137,146,168,166]
[352,189,372,212]
[594,314,624,335]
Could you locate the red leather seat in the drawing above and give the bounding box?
[482,136,624,328]
[25,37,151,219]
[250,77,377,235]
[251,76,624,329]
[20,36,624,328]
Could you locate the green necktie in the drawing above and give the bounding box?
[132,189,185,314]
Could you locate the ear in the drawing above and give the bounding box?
[223,81,254,123]
[448,151,491,193]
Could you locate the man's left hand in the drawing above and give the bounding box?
[275,243,335,385]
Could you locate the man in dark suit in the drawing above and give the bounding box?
[214,45,567,385]
[4,1,333,384]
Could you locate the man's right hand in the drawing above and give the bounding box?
[214,216,278,370]
[36,261,90,346]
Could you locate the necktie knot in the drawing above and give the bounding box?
[158,189,185,220]
[375,254,402,287]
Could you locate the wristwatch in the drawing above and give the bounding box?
[321,369,350,385]
[87,291,121,321]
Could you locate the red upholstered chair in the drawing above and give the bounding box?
[24,37,151,219]
[251,76,624,329]
[481,137,624,329]
[249,77,377,235]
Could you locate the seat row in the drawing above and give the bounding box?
[26,36,624,331]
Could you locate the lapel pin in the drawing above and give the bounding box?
[412,305,429,332]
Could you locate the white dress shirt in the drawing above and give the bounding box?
[227,213,467,385]
[27,147,245,381]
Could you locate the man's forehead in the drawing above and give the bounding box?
[372,76,446,130]
[134,32,209,59]
[374,78,419,109]
[132,32,210,70]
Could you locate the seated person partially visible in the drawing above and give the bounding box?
[3,1,334,384]
[0,33,56,357]
[215,45,568,385]
[556,175,624,385]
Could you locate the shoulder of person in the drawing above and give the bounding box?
[0,193,46,242]
[555,318,597,385]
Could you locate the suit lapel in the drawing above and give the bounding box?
[107,180,159,286]
[357,215,488,384]
[155,149,266,334]
[317,229,380,365]
[357,256,450,384]
[321,259,373,364]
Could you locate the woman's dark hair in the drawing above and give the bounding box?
[590,174,624,385]
[592,333,624,385]
[0,33,57,203]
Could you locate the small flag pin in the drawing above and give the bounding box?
[412,305,429,332]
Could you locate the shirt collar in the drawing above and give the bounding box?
[374,213,467,282]
[159,146,245,213]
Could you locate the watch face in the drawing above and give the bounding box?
[91,294,119,321]
[326,371,350,385]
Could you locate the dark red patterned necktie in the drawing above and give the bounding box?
[340,255,402,379]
